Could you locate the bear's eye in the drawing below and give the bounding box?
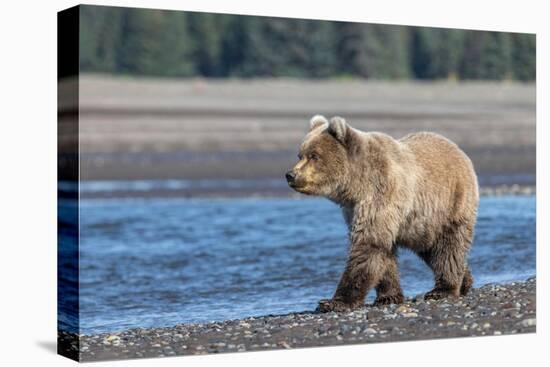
[309,153,320,161]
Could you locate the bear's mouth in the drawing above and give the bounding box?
[288,182,310,194]
[288,181,301,190]
[287,179,302,188]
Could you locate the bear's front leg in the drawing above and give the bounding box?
[317,245,390,313]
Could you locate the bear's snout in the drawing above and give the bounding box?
[285,170,296,185]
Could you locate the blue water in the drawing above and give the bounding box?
[66,196,535,335]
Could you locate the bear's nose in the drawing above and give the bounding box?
[285,171,296,183]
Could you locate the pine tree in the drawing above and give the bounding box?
[411,28,464,79]
[460,31,512,80]
[480,32,512,79]
[117,8,194,76]
[187,13,230,77]
[219,15,250,76]
[238,17,298,77]
[336,22,409,79]
[510,33,536,81]
[434,29,464,79]
[285,19,338,78]
[80,6,123,73]
[155,11,195,77]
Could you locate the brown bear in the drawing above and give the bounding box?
[286,115,479,312]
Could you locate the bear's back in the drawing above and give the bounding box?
[399,132,479,224]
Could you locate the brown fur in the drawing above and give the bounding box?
[286,115,479,312]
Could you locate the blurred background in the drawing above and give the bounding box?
[79,6,535,80]
[72,5,535,198]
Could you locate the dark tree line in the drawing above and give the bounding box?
[79,6,536,80]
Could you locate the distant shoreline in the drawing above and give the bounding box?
[64,182,535,200]
[58,277,536,362]
[68,77,535,184]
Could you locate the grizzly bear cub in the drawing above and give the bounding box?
[286,115,479,312]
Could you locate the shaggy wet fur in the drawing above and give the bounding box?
[287,115,479,312]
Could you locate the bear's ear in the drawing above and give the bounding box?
[309,115,329,131]
[328,116,348,144]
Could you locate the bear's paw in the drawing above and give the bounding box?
[316,298,363,313]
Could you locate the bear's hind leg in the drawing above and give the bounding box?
[421,224,472,301]
[374,250,404,306]
[460,266,474,296]
[423,261,463,301]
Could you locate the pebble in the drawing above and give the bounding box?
[520,318,536,327]
[395,305,409,313]
[340,324,352,333]
[367,310,384,320]
[278,341,291,349]
[103,335,120,345]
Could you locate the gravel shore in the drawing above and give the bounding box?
[59,277,536,362]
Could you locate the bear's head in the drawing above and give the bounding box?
[286,115,352,200]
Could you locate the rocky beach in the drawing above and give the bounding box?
[59,278,536,362]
